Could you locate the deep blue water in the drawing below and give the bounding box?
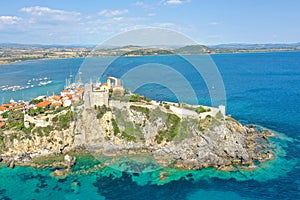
[0,52,299,199]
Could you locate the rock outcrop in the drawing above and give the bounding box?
[0,101,275,171]
[72,102,274,171]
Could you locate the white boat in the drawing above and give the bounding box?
[38,80,52,86]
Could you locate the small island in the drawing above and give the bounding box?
[0,76,274,174]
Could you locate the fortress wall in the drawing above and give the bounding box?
[109,100,130,109]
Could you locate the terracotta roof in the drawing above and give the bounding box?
[50,95,61,101]
[36,101,51,107]
[0,106,6,111]
[2,104,12,108]
[51,102,62,107]
[61,89,70,93]
[67,94,73,99]
[12,105,25,110]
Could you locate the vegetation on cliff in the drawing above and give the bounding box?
[0,96,275,173]
[155,113,180,144]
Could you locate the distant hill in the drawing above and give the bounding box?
[209,42,300,49]
[209,43,300,53]
[1,42,300,64]
[174,45,211,54]
[122,48,174,56]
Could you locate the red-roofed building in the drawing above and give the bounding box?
[2,104,12,108]
[51,102,62,107]
[0,106,7,114]
[0,106,6,112]
[12,105,25,110]
[67,94,73,100]
[61,89,73,97]
[49,95,61,101]
[100,83,110,92]
[36,101,51,108]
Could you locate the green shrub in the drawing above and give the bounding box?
[129,94,151,102]
[95,105,110,119]
[52,116,58,122]
[129,94,142,102]
[129,105,150,119]
[121,131,136,142]
[111,118,120,136]
[164,104,170,109]
[29,99,43,105]
[195,106,210,113]
[3,110,24,131]
[155,113,180,143]
[52,110,74,130]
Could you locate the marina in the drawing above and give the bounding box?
[1,77,52,92]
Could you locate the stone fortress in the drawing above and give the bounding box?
[83,76,124,108]
[82,76,226,117]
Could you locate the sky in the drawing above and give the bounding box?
[0,0,299,45]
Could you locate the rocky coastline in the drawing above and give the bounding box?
[0,98,276,175]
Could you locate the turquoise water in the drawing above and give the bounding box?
[0,52,299,199]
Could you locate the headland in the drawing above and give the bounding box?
[0,76,275,175]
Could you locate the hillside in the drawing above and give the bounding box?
[0,95,274,172]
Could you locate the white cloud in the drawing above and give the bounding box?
[209,21,221,25]
[135,1,146,7]
[0,16,21,25]
[0,5,195,45]
[148,13,156,17]
[162,0,191,5]
[134,1,153,9]
[98,9,129,17]
[20,6,80,22]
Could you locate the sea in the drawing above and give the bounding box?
[0,52,299,199]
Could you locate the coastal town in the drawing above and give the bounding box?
[0,76,226,131]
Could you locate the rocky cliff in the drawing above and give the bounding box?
[0,101,274,171]
[73,101,274,171]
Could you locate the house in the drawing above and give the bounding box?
[48,95,61,101]
[100,83,110,92]
[61,89,74,97]
[0,106,7,114]
[74,88,84,100]
[63,99,72,107]
[11,105,25,111]
[2,103,12,108]
[107,76,124,96]
[51,102,62,107]
[36,101,52,108]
